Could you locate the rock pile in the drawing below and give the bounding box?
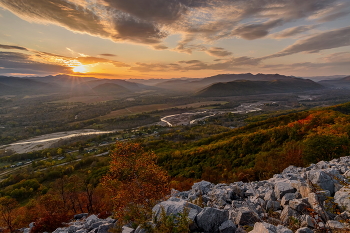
[21,214,116,233]
[144,156,350,232]
[45,156,350,233]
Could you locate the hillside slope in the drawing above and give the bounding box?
[195,78,324,97]
[145,102,350,183]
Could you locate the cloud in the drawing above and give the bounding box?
[0,0,348,55]
[0,47,131,76]
[320,52,350,63]
[0,0,109,37]
[0,44,28,51]
[76,56,130,67]
[309,1,350,22]
[269,26,350,57]
[0,51,70,74]
[272,25,318,39]
[206,47,232,57]
[99,54,117,57]
[0,0,166,47]
[130,56,261,72]
[231,19,284,40]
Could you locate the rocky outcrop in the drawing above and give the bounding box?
[50,156,350,233]
[154,156,350,232]
[22,214,116,233]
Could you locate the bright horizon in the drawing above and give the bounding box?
[1,0,350,79]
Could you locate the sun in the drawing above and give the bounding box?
[73,65,88,73]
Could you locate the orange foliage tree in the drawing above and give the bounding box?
[102,142,169,223]
[0,197,19,233]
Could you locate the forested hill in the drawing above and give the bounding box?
[144,101,350,184]
[195,78,324,97]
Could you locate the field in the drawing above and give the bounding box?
[50,95,118,104]
[98,101,228,120]
[99,104,171,120]
[175,101,228,109]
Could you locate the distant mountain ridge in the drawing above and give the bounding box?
[0,75,151,96]
[319,75,350,89]
[0,76,60,94]
[154,73,309,93]
[195,78,324,97]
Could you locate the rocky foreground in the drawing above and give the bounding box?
[23,156,350,233]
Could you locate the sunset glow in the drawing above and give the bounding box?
[73,65,88,73]
[0,0,349,78]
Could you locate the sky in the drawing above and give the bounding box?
[0,0,350,79]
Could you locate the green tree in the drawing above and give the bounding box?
[303,134,350,163]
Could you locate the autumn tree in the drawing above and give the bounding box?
[0,197,19,233]
[102,142,169,225]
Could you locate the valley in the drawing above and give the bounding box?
[1,73,350,231]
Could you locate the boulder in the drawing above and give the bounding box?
[295,227,313,233]
[75,230,86,233]
[89,221,107,231]
[250,222,276,233]
[307,192,329,209]
[281,193,295,206]
[326,220,345,229]
[289,199,310,212]
[196,207,229,232]
[208,186,234,207]
[97,223,114,233]
[218,220,236,233]
[301,215,316,229]
[230,184,245,198]
[234,207,260,226]
[299,185,312,198]
[307,171,334,195]
[274,181,296,200]
[276,225,293,233]
[52,228,68,233]
[334,211,349,221]
[74,213,89,220]
[344,170,350,178]
[265,200,281,211]
[264,190,277,201]
[191,181,213,196]
[280,206,298,224]
[152,197,202,223]
[67,225,82,233]
[121,226,135,233]
[334,186,350,211]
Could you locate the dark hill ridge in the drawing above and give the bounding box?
[154,73,313,93]
[0,75,158,96]
[91,83,131,94]
[195,78,324,97]
[0,76,60,94]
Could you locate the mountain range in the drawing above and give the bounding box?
[195,78,325,97]
[0,73,349,97]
